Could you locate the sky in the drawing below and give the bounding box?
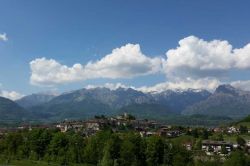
[1,0,250,100]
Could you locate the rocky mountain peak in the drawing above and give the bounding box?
[215,84,239,95]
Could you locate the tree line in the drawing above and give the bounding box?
[0,128,249,166]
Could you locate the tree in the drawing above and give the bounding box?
[172,145,193,166]
[191,129,199,138]
[119,139,136,166]
[172,153,185,166]
[236,136,246,147]
[223,151,247,166]
[221,145,228,155]
[99,134,121,166]
[95,115,107,119]
[47,132,69,165]
[211,134,224,141]
[202,129,209,139]
[28,129,52,160]
[4,132,23,157]
[128,133,146,166]
[239,125,248,134]
[95,130,113,161]
[99,141,114,166]
[217,134,224,141]
[127,114,136,120]
[194,139,202,150]
[18,132,30,159]
[163,141,172,166]
[108,135,121,160]
[195,160,221,166]
[67,133,85,163]
[83,137,99,165]
[145,136,164,166]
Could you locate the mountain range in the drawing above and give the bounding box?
[25,87,211,121]
[183,84,250,118]
[0,84,250,123]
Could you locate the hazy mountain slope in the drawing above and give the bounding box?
[16,93,56,108]
[28,87,153,120]
[27,87,212,121]
[30,97,113,121]
[0,97,29,121]
[118,103,175,119]
[50,87,153,108]
[1,85,247,123]
[152,89,211,113]
[183,85,250,118]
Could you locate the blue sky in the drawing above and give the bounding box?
[1,0,250,99]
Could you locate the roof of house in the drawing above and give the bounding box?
[202,140,233,146]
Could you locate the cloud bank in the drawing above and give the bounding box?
[29,36,250,92]
[30,44,163,86]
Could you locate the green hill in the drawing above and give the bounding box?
[0,97,29,121]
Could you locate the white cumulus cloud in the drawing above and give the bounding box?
[0,33,8,41]
[164,36,234,80]
[30,44,163,86]
[164,36,250,80]
[231,80,250,91]
[0,90,24,100]
[233,44,250,69]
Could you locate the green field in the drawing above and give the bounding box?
[223,134,250,143]
[236,122,250,128]
[170,135,195,144]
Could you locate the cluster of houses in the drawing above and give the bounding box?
[181,139,250,155]
[139,127,182,138]
[213,125,250,134]
[56,119,107,136]
[0,113,183,139]
[55,113,183,138]
[200,125,250,155]
[201,140,233,155]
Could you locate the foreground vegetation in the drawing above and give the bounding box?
[0,128,250,166]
